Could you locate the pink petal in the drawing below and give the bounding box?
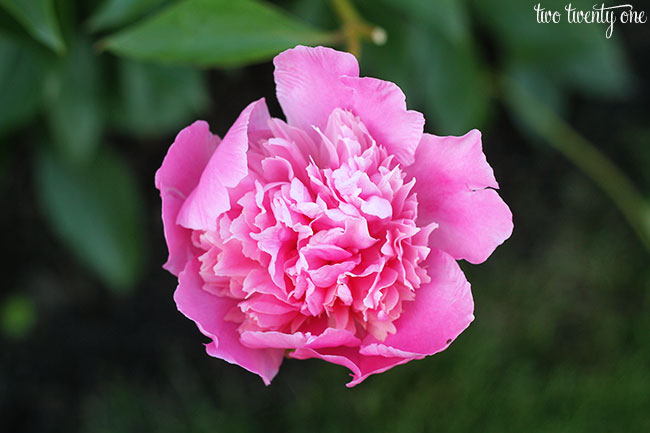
[174,259,284,385]
[340,76,424,166]
[240,327,360,350]
[211,243,258,278]
[155,121,219,275]
[287,250,471,387]
[273,46,424,167]
[407,131,513,264]
[289,346,413,387]
[274,45,359,133]
[177,99,272,232]
[360,195,392,219]
[362,248,474,356]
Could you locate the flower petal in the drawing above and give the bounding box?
[240,327,360,350]
[289,345,414,387]
[174,258,284,385]
[340,76,424,166]
[407,131,513,264]
[362,248,474,356]
[273,46,424,167]
[177,98,272,232]
[273,45,358,132]
[155,121,219,275]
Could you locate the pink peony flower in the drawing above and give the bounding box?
[155,46,513,386]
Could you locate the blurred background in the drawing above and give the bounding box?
[1,0,649,431]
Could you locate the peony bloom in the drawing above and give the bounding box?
[155,46,512,386]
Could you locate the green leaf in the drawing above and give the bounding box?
[357,7,414,102]
[380,0,468,43]
[101,0,334,67]
[0,34,45,137]
[504,64,566,142]
[35,148,146,293]
[110,58,208,136]
[407,23,490,135]
[471,0,632,98]
[0,0,64,53]
[283,0,337,30]
[555,32,632,98]
[44,36,104,164]
[358,0,489,135]
[88,0,168,32]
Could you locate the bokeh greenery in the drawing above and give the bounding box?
[1,0,648,432]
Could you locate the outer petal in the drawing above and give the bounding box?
[407,131,513,264]
[362,248,474,356]
[174,259,284,385]
[274,45,359,133]
[177,98,272,232]
[273,46,424,167]
[155,121,219,275]
[340,76,424,166]
[289,346,414,388]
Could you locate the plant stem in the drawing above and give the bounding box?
[502,74,650,253]
[330,0,385,58]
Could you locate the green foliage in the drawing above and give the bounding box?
[1,294,36,339]
[0,34,45,137]
[406,22,490,135]
[384,0,468,43]
[472,0,633,100]
[35,148,146,293]
[44,36,104,164]
[0,0,64,53]
[352,0,490,135]
[111,58,209,137]
[88,0,168,32]
[350,0,632,135]
[101,0,335,67]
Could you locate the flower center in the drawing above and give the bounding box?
[194,109,434,341]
